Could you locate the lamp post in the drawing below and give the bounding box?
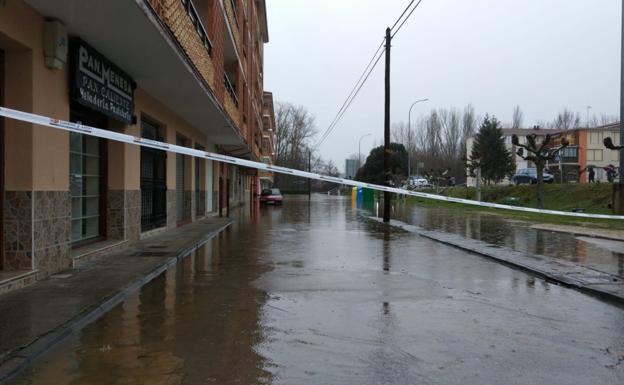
[358,133,372,169]
[407,98,429,178]
[586,105,592,128]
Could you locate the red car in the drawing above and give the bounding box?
[260,188,283,205]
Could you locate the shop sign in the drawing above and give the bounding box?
[70,38,135,124]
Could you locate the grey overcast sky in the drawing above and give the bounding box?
[264,0,621,171]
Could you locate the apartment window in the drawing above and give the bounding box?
[262,138,269,152]
[587,149,603,161]
[611,150,620,162]
[589,131,603,144]
[612,132,620,144]
[562,147,577,158]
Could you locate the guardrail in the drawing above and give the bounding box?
[223,73,239,107]
[181,0,213,56]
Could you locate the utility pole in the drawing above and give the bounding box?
[383,27,391,223]
[620,0,624,186]
[476,166,482,202]
[308,150,311,200]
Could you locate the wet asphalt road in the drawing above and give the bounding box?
[10,196,624,385]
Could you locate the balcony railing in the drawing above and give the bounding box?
[181,0,213,56]
[229,0,239,29]
[224,73,239,107]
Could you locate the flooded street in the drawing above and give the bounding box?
[382,200,624,278]
[10,196,624,385]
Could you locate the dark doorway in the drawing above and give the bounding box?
[140,119,167,231]
[176,134,189,224]
[0,49,4,269]
[69,103,108,245]
[195,145,204,217]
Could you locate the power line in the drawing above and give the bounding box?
[317,47,385,148]
[392,0,424,38]
[313,0,425,150]
[390,0,416,31]
[314,38,385,148]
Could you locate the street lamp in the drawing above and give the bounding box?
[407,98,429,178]
[358,133,372,169]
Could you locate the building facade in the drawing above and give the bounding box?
[466,125,619,185]
[259,91,275,190]
[0,0,274,283]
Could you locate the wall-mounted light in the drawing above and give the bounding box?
[43,20,67,70]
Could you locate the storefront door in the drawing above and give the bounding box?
[69,104,107,245]
[140,119,167,231]
[176,135,185,223]
[0,49,4,268]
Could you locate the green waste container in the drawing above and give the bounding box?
[500,197,520,206]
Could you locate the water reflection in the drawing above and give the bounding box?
[13,211,272,385]
[10,196,624,385]
[373,200,624,278]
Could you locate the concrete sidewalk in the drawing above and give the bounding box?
[369,217,624,306]
[0,216,232,383]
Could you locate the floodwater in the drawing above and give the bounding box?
[375,200,624,278]
[10,196,624,385]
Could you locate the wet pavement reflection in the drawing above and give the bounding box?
[374,200,624,278]
[10,196,624,385]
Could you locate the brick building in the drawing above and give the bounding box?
[0,0,274,285]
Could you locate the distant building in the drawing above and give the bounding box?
[345,159,359,179]
[466,124,621,185]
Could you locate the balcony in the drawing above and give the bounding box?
[25,0,247,146]
[180,0,213,56]
[223,73,238,107]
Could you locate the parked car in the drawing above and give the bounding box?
[511,168,554,185]
[404,175,429,189]
[260,188,283,205]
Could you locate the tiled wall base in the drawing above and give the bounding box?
[3,191,71,277]
[185,190,193,222]
[167,190,176,228]
[107,190,141,241]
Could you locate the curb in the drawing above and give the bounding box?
[365,216,624,307]
[0,221,231,384]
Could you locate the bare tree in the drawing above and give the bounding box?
[512,105,523,129]
[552,108,581,130]
[600,113,618,126]
[274,102,318,191]
[388,104,477,184]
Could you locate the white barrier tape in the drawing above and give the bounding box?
[2,106,624,220]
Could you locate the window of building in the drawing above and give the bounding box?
[70,133,104,243]
[562,147,577,158]
[587,149,603,161]
[611,150,620,162]
[589,131,603,144]
[70,105,107,245]
[612,132,620,144]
